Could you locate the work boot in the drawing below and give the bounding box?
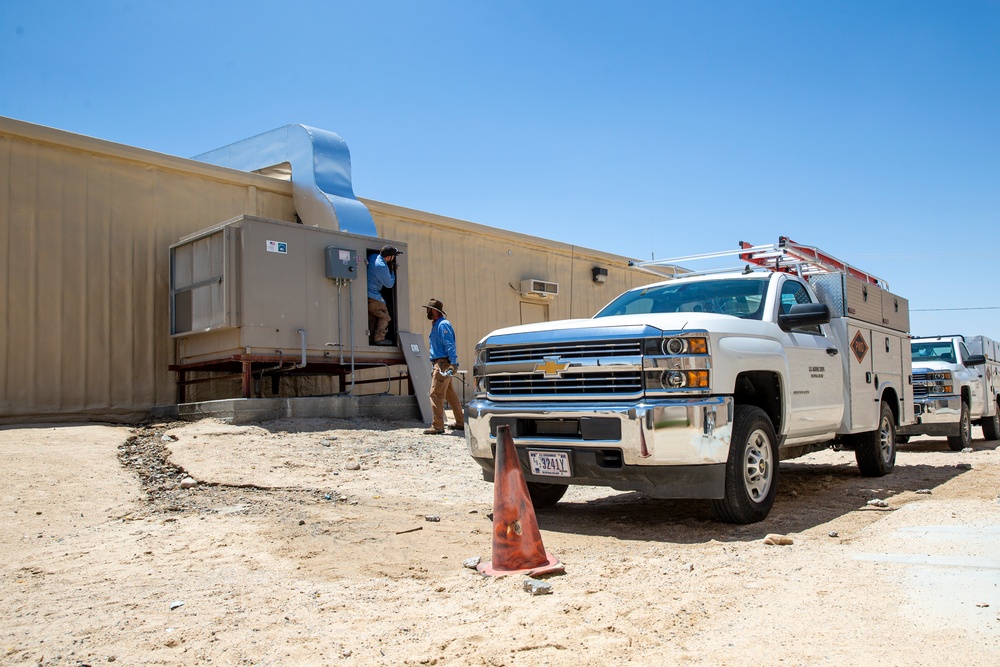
[423,428,445,435]
[448,423,464,431]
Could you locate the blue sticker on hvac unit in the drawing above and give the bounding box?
[266,240,288,254]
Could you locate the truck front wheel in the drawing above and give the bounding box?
[855,400,896,476]
[526,481,568,508]
[712,405,778,524]
[947,401,971,451]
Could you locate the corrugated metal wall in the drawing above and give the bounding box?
[0,118,296,421]
[0,117,660,422]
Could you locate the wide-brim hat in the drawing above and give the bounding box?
[424,299,446,316]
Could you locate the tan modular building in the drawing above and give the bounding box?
[0,116,659,423]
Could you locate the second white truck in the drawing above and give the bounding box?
[898,335,1000,449]
[466,237,914,523]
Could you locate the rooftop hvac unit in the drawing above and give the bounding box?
[520,279,559,298]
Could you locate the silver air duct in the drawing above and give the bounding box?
[193,124,376,236]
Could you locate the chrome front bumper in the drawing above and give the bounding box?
[466,396,733,466]
[897,395,962,436]
[464,396,733,499]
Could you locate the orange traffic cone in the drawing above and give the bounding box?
[477,425,564,577]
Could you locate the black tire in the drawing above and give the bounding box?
[526,481,568,508]
[981,403,1000,442]
[947,401,971,451]
[712,405,778,524]
[855,400,896,477]
[895,434,910,445]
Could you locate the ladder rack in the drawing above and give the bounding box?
[739,236,886,288]
[631,236,889,290]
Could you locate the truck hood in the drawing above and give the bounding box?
[478,312,764,346]
[911,360,960,373]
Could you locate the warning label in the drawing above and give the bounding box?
[851,330,869,364]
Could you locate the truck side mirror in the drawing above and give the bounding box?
[778,303,831,332]
[963,353,987,366]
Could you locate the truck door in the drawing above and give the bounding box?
[959,340,985,416]
[777,278,845,437]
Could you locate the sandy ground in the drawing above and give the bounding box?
[3,414,999,667]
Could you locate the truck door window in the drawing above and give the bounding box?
[780,281,821,335]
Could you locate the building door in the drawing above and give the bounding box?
[520,301,548,325]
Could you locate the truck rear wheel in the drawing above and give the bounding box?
[980,402,1000,442]
[712,405,778,524]
[947,401,971,451]
[526,481,568,508]
[855,400,896,476]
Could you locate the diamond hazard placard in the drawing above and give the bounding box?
[851,330,869,363]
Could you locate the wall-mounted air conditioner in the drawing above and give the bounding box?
[520,279,559,298]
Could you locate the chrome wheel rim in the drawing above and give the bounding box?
[743,428,773,503]
[879,413,894,463]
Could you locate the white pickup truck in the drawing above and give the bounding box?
[465,239,913,523]
[898,335,1000,449]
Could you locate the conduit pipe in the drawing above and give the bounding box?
[295,329,307,369]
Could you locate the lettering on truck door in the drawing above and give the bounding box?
[777,278,844,437]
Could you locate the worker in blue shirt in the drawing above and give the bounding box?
[423,298,465,435]
[367,245,401,346]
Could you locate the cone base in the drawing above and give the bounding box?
[476,551,565,578]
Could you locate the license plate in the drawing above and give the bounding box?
[528,450,571,478]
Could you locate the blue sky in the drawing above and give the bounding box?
[2,1,998,337]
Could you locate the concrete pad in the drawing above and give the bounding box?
[853,500,1000,633]
[152,394,420,424]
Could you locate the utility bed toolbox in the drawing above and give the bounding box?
[968,335,1000,363]
[809,273,908,331]
[880,292,909,332]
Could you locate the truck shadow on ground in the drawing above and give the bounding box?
[899,436,999,453]
[535,453,974,545]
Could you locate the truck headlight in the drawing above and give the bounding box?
[643,331,711,394]
[659,369,709,389]
[662,336,708,355]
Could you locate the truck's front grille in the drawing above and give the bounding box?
[488,371,642,397]
[486,340,642,363]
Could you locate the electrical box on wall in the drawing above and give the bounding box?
[325,246,357,280]
[520,279,559,298]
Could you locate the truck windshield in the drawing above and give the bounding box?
[594,278,768,320]
[911,342,956,363]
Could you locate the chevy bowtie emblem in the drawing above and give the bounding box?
[536,356,570,378]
